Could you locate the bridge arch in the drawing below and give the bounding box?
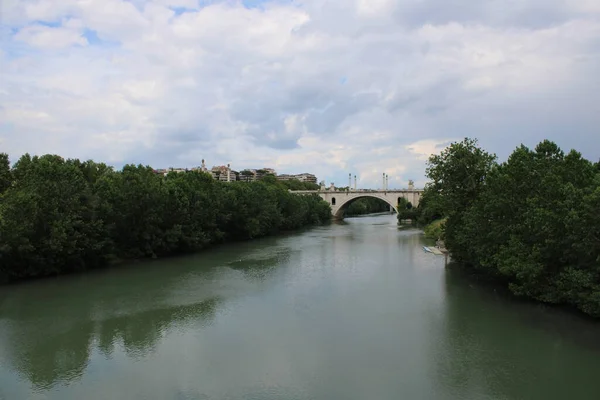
[287,189,423,220]
[333,194,398,219]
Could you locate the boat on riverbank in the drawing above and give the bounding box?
[423,246,444,255]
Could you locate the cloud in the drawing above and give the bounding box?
[406,139,456,161]
[13,22,88,49]
[1,0,599,188]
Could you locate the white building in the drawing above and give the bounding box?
[294,173,317,183]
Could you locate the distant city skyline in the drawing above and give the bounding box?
[1,0,599,189]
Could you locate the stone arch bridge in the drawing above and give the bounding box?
[290,189,423,219]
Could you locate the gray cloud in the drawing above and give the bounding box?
[0,0,599,187]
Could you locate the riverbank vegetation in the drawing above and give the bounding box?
[345,197,391,217]
[412,138,600,317]
[423,218,446,240]
[0,153,331,284]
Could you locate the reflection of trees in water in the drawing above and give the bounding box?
[0,242,292,391]
[11,321,94,391]
[97,298,220,359]
[436,268,600,400]
[434,269,527,400]
[7,297,220,391]
[224,247,291,281]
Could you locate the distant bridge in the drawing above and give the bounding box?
[290,189,424,219]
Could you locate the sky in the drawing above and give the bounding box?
[1,0,599,188]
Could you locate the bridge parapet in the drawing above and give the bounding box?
[290,189,424,194]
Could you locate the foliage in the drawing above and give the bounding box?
[0,154,331,283]
[420,138,600,317]
[277,178,319,191]
[0,153,11,194]
[423,218,446,240]
[412,186,444,226]
[396,197,418,222]
[424,138,497,262]
[345,197,391,216]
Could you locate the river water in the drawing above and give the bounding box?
[1,214,600,400]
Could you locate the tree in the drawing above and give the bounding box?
[443,140,600,316]
[397,198,417,222]
[0,151,332,284]
[0,155,110,280]
[414,186,444,226]
[346,197,390,217]
[0,153,11,194]
[425,138,496,261]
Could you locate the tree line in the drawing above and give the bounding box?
[408,138,600,317]
[345,197,392,216]
[0,153,331,283]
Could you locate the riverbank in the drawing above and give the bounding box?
[3,214,600,400]
[0,153,332,284]
[1,221,333,287]
[413,138,600,318]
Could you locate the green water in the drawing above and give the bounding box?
[1,215,600,400]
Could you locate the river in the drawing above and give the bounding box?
[1,214,600,400]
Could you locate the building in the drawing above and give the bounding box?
[238,169,256,182]
[210,164,237,182]
[277,174,294,181]
[153,160,289,183]
[196,159,208,173]
[276,172,318,183]
[154,167,188,176]
[237,168,277,182]
[294,173,317,184]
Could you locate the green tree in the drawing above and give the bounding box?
[0,153,11,194]
[346,197,390,217]
[397,197,418,222]
[425,138,496,261]
[0,153,332,284]
[413,186,444,226]
[0,155,110,280]
[439,140,600,316]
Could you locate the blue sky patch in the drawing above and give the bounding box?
[242,0,270,9]
[83,29,102,45]
[169,7,192,16]
[33,20,62,28]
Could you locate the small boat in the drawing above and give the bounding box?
[423,246,433,253]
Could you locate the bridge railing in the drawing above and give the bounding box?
[289,189,424,193]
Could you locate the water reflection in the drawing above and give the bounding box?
[0,240,289,393]
[98,298,220,359]
[438,267,600,400]
[10,320,94,391]
[2,216,600,400]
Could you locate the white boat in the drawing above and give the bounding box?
[423,246,433,253]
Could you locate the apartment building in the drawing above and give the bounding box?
[277,173,317,183]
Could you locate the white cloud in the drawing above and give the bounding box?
[1,0,599,188]
[355,0,395,17]
[406,139,456,161]
[14,23,88,48]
